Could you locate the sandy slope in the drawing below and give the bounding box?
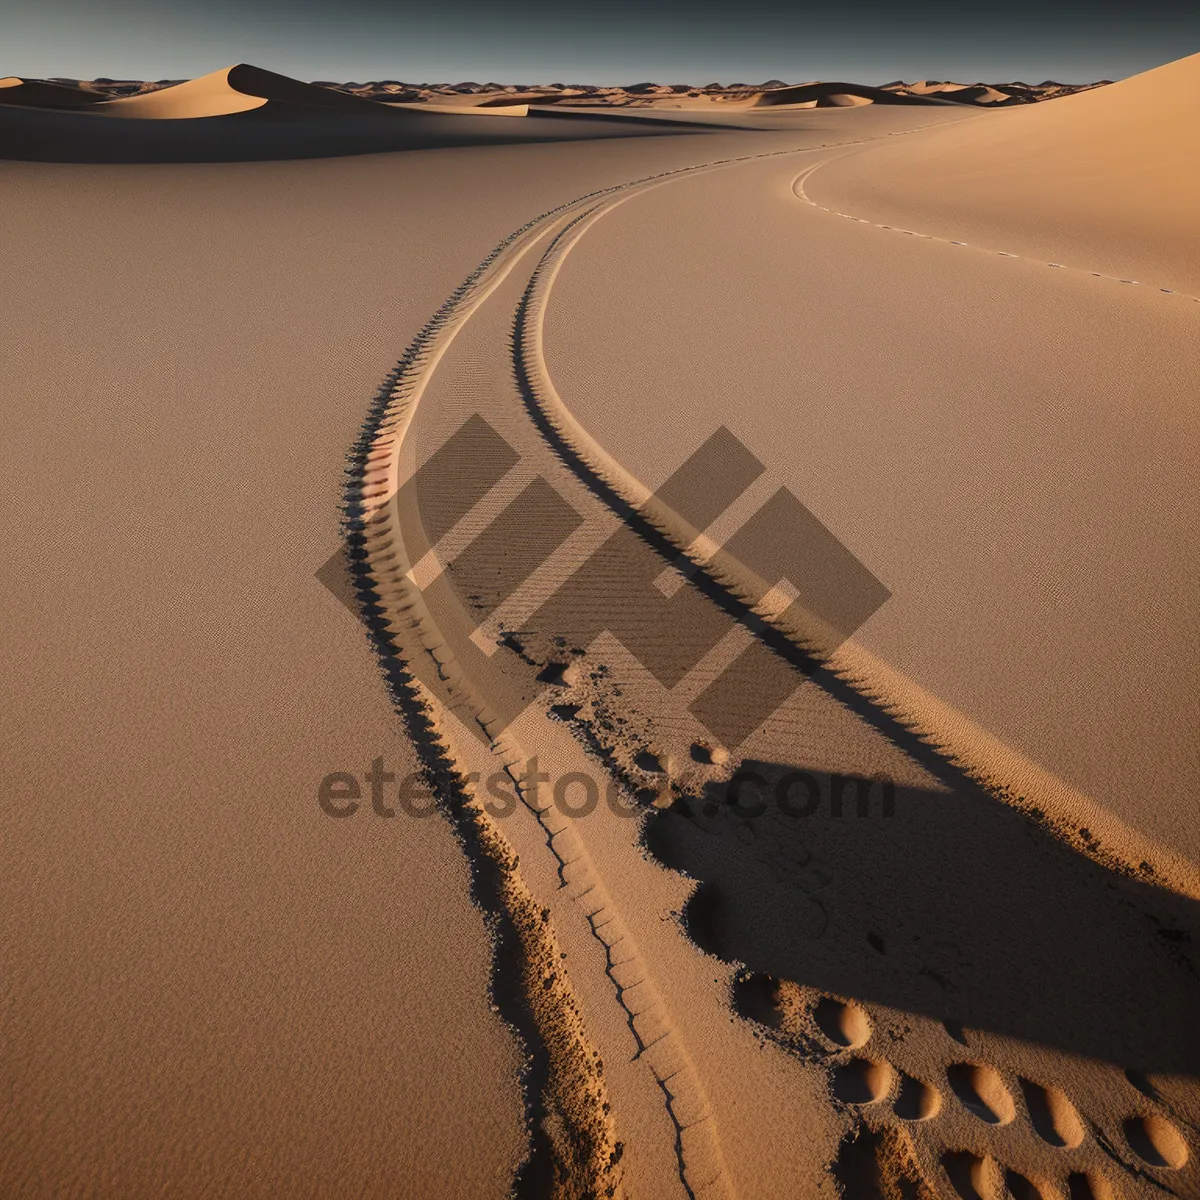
[544,148,1200,874]
[803,51,1200,295]
[95,63,392,117]
[541,54,1200,873]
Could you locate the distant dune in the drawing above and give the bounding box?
[751,81,943,108]
[0,68,1110,120]
[0,76,109,107]
[883,78,1111,104]
[97,63,393,118]
[0,60,1127,163]
[0,62,718,162]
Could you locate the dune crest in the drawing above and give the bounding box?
[98,63,389,118]
[752,81,938,108]
[803,50,1200,293]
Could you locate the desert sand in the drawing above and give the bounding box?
[2,54,1196,1200]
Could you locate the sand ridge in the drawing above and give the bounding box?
[95,63,398,118]
[800,50,1200,295]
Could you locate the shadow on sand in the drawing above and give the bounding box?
[644,758,1199,1077]
[0,104,709,164]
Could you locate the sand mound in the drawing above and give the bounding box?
[804,51,1200,292]
[0,76,109,108]
[821,93,874,107]
[98,63,389,118]
[950,85,1012,104]
[753,82,941,108]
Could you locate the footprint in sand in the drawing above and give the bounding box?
[1123,1067,1158,1100]
[1122,1112,1189,1169]
[893,1071,942,1122]
[1002,1167,1054,1199]
[1019,1077,1085,1149]
[634,748,669,774]
[813,995,872,1050]
[689,741,729,766]
[1066,1171,1114,1199]
[943,1153,1067,1200]
[728,971,1185,1197]
[946,1062,1017,1125]
[943,1018,971,1046]
[941,1150,997,1200]
[832,1057,894,1105]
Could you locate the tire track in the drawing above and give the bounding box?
[347,145,835,1198]
[346,116,1103,1198]
[512,164,1200,902]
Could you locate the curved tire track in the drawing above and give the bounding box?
[347,145,840,1198]
[513,162,1200,901]
[344,116,1172,1199]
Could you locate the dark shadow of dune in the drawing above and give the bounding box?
[753,81,952,107]
[643,759,1200,1076]
[524,106,750,131]
[0,103,708,164]
[0,77,111,108]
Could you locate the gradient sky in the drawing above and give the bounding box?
[5,0,1198,84]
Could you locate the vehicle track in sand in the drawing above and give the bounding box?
[515,159,1198,900]
[344,118,1196,1198]
[515,150,1199,1200]
[345,142,837,1199]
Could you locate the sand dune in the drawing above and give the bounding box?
[753,81,944,108]
[0,80,714,164]
[806,50,1200,293]
[0,75,110,107]
[0,66,979,165]
[19,71,1108,120]
[97,62,390,118]
[884,78,1109,104]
